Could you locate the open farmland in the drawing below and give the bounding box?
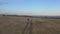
[0,15,60,34]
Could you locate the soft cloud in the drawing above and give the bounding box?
[0,0,24,5]
[0,2,8,5]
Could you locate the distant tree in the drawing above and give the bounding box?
[44,16,48,18]
[2,14,5,16]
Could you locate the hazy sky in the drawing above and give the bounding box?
[0,0,60,16]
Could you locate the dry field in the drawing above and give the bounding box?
[0,16,60,34]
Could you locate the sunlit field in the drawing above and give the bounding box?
[0,15,60,34]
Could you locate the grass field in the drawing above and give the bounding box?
[0,16,60,34]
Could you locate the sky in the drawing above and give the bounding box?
[0,0,60,16]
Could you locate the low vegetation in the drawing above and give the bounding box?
[0,15,60,34]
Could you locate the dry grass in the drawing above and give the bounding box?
[0,16,60,34]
